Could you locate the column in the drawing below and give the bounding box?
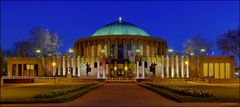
[82,42,85,57]
[114,39,118,59]
[149,42,152,57]
[186,56,189,78]
[81,58,86,77]
[171,56,174,78]
[176,55,179,78]
[103,64,106,79]
[97,61,100,79]
[62,56,66,75]
[161,55,164,78]
[77,56,80,77]
[166,55,169,78]
[123,39,126,59]
[67,56,70,74]
[57,57,61,75]
[91,44,94,57]
[78,42,81,57]
[136,61,139,78]
[72,57,76,76]
[106,64,108,78]
[156,57,160,77]
[142,61,145,79]
[107,40,111,58]
[181,56,184,78]
[155,42,158,56]
[86,42,89,57]
[21,64,24,76]
[142,41,146,57]
[137,40,140,56]
[53,57,56,76]
[16,64,19,76]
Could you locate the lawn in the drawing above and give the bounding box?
[0,83,103,103]
[139,82,239,102]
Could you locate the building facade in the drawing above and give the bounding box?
[7,18,235,80]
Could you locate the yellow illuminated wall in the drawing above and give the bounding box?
[202,62,231,79]
[226,63,230,79]
[220,63,225,79]
[214,63,219,78]
[209,63,213,76]
[203,63,208,77]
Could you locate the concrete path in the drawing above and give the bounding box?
[1,83,239,107]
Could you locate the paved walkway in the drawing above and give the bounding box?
[1,83,239,107]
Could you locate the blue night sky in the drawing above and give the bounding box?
[1,1,239,54]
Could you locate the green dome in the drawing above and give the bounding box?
[92,20,150,36]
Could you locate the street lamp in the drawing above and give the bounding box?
[185,61,188,65]
[68,48,74,53]
[52,62,56,66]
[52,62,56,84]
[36,49,41,53]
[190,52,194,56]
[168,49,173,56]
[124,66,128,71]
[200,49,206,52]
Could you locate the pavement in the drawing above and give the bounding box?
[1,83,239,107]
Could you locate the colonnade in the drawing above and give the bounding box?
[52,55,189,79]
[135,56,189,79]
[74,36,168,59]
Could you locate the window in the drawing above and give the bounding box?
[226,63,230,79]
[209,63,213,76]
[220,63,225,79]
[203,63,208,77]
[214,63,219,78]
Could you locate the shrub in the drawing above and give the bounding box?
[145,83,213,98]
[33,83,96,99]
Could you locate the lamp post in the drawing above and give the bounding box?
[184,60,189,83]
[36,49,41,57]
[197,48,205,78]
[200,49,206,56]
[52,62,56,84]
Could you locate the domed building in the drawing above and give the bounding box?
[73,18,168,78]
[7,18,235,82]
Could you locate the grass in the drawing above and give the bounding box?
[139,82,239,103]
[0,83,103,103]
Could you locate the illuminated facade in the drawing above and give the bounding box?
[7,18,235,80]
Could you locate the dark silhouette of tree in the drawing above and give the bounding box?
[217,28,240,67]
[182,34,212,56]
[13,40,31,57]
[1,49,16,77]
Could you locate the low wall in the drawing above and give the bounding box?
[34,78,101,83]
[3,79,34,83]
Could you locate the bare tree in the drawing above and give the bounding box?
[217,28,240,67]
[30,26,62,57]
[29,26,63,76]
[182,34,212,56]
[13,40,31,57]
